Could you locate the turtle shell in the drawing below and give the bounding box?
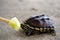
[21,14,56,36]
[26,14,53,28]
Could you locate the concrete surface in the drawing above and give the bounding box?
[0,0,60,40]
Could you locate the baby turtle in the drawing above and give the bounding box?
[21,14,56,36]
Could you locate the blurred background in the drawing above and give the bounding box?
[0,0,60,40]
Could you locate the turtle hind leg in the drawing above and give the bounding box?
[25,30,34,36]
[50,30,56,36]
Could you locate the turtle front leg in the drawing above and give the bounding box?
[25,30,34,36]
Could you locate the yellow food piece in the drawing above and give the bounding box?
[9,17,21,31]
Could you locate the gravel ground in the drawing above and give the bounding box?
[0,0,60,40]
